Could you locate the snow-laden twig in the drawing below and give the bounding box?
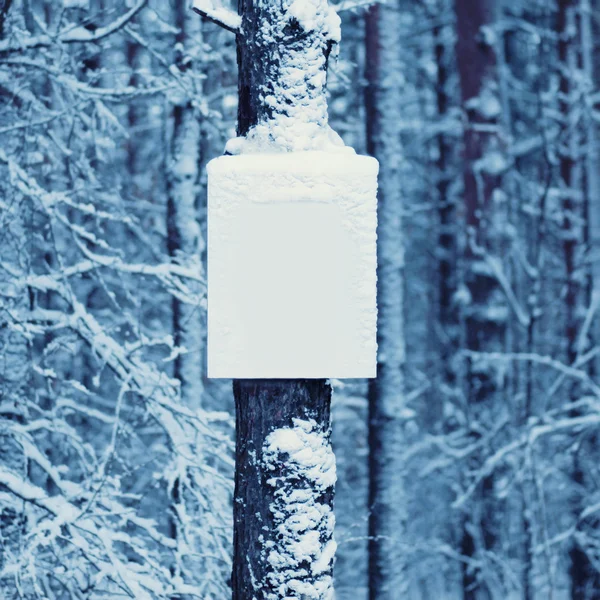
[0,0,147,52]
[4,57,173,98]
[0,467,175,599]
[191,0,242,34]
[453,412,600,509]
[462,350,600,397]
[467,233,531,327]
[2,151,205,307]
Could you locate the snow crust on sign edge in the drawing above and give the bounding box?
[206,149,378,380]
[207,151,379,177]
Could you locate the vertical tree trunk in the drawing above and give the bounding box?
[581,0,600,372]
[559,2,600,598]
[166,6,209,595]
[232,1,340,597]
[499,8,538,597]
[167,3,204,410]
[434,3,458,398]
[364,2,407,598]
[559,0,580,374]
[454,0,505,597]
[233,381,334,599]
[432,5,464,595]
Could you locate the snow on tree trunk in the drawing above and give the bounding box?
[167,5,205,410]
[232,0,342,155]
[229,1,344,598]
[263,415,336,598]
[233,381,334,599]
[364,3,407,598]
[167,6,220,595]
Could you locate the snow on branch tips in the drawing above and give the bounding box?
[0,0,148,52]
[191,0,242,34]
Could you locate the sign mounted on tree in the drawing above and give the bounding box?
[207,150,378,379]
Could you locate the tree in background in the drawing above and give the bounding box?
[557,1,600,596]
[364,0,407,597]
[454,0,509,595]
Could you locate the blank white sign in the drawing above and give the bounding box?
[207,151,378,379]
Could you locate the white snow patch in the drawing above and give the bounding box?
[287,0,341,42]
[63,0,89,7]
[261,419,337,599]
[288,0,319,31]
[475,150,509,176]
[465,84,502,120]
[192,0,242,32]
[453,284,472,307]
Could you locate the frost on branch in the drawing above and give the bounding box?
[192,0,242,34]
[262,419,337,599]
[0,5,234,592]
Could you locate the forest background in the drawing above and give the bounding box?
[1,0,600,598]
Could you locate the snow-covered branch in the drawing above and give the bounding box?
[0,0,147,52]
[334,0,385,13]
[191,0,242,34]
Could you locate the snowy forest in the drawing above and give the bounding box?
[1,0,600,598]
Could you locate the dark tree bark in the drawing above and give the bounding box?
[232,1,338,598]
[232,380,333,599]
[558,1,600,597]
[0,0,12,39]
[454,0,505,597]
[433,0,459,425]
[167,3,204,410]
[365,2,407,598]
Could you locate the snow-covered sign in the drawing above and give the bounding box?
[207,151,378,378]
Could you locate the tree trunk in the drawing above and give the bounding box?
[454,0,505,596]
[434,1,458,401]
[581,0,600,373]
[364,2,407,598]
[167,3,204,410]
[232,1,340,597]
[559,2,600,598]
[166,6,211,596]
[233,380,334,599]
